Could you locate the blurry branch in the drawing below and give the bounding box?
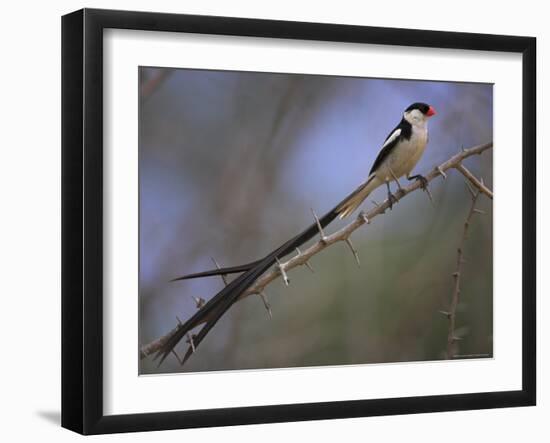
[456,164,493,200]
[140,70,171,100]
[443,186,483,359]
[140,141,493,360]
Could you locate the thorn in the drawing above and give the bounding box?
[358,210,370,224]
[211,257,228,286]
[186,332,196,353]
[465,181,477,199]
[424,185,435,206]
[296,247,314,273]
[191,295,206,309]
[452,271,460,278]
[311,208,328,243]
[371,200,380,208]
[439,310,451,318]
[473,208,485,215]
[461,144,466,152]
[259,292,272,319]
[344,237,360,267]
[176,315,182,325]
[437,166,447,180]
[452,336,463,342]
[276,257,290,286]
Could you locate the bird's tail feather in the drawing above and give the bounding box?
[171,176,378,283]
[336,174,378,218]
[156,257,274,366]
[170,260,262,282]
[156,203,343,365]
[156,178,379,365]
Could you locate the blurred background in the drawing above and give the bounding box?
[138,67,493,374]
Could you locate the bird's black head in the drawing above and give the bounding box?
[405,102,436,117]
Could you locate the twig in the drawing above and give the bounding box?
[211,257,229,286]
[456,164,493,200]
[140,327,179,359]
[445,187,482,359]
[140,142,493,360]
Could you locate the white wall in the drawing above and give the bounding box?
[0,1,545,441]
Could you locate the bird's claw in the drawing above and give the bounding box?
[412,174,429,190]
[409,174,434,206]
[387,192,398,210]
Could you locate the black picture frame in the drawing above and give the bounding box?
[62,8,536,435]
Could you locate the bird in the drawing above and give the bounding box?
[154,102,436,366]
[337,102,436,216]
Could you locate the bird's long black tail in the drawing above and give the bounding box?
[155,182,369,366]
[170,176,374,283]
[170,260,262,282]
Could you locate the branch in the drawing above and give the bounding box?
[445,187,483,359]
[455,164,493,200]
[140,141,493,360]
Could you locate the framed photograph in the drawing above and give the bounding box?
[62,8,536,434]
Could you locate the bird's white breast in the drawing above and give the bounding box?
[377,124,428,180]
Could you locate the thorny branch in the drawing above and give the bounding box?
[456,163,494,200]
[444,187,483,359]
[140,142,493,361]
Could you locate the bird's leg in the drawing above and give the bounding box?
[389,167,404,195]
[407,173,434,205]
[385,167,403,210]
[385,180,397,210]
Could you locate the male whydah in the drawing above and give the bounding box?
[155,102,436,366]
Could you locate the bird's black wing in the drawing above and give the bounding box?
[368,118,411,175]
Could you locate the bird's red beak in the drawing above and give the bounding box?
[427,106,436,117]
